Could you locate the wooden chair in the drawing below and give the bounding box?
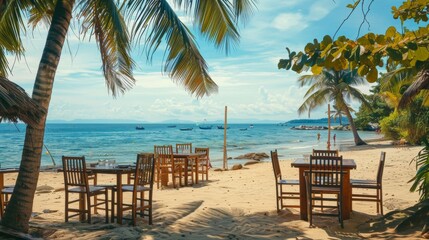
[62,156,109,223]
[0,188,13,218]
[312,149,339,209]
[176,143,192,153]
[304,155,344,228]
[270,150,300,211]
[154,145,182,189]
[114,153,155,225]
[351,151,386,215]
[195,147,210,181]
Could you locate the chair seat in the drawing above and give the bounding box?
[1,188,14,194]
[69,186,106,193]
[351,179,376,184]
[278,179,299,185]
[121,185,151,192]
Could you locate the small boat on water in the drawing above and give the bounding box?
[199,125,213,130]
[180,128,193,131]
[249,124,254,129]
[217,125,230,129]
[135,125,145,130]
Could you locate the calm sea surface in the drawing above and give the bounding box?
[0,123,378,168]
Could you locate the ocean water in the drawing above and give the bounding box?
[0,123,378,168]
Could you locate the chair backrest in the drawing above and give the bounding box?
[312,149,339,157]
[270,150,282,180]
[176,143,192,153]
[377,152,386,185]
[154,145,174,166]
[309,155,343,187]
[195,147,209,160]
[134,153,155,188]
[62,156,89,189]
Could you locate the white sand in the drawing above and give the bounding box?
[1,141,423,239]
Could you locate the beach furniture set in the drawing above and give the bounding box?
[271,149,386,228]
[61,153,155,225]
[154,143,210,189]
[55,144,210,225]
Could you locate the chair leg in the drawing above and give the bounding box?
[275,185,280,212]
[148,191,153,225]
[379,188,383,215]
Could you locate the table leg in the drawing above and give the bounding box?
[194,157,199,184]
[116,173,123,224]
[184,158,188,186]
[298,168,307,220]
[343,170,351,220]
[0,173,4,216]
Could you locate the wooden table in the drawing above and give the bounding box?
[0,168,19,215]
[88,166,134,224]
[173,152,205,186]
[291,158,357,220]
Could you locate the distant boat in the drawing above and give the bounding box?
[249,124,254,129]
[199,125,213,130]
[135,125,145,130]
[217,125,230,129]
[180,128,193,131]
[167,125,176,128]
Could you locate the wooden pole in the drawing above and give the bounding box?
[223,106,228,169]
[327,104,331,150]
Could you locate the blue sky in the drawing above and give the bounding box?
[9,0,408,123]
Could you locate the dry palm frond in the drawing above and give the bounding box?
[0,76,44,125]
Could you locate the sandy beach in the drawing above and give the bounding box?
[1,140,424,239]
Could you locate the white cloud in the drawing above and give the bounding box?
[272,13,308,31]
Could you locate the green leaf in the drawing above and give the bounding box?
[358,65,369,76]
[367,67,378,83]
[415,46,429,61]
[385,26,397,38]
[311,65,323,75]
[304,43,315,54]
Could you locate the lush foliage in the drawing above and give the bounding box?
[354,82,392,130]
[409,138,429,201]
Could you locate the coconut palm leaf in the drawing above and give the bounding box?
[0,76,44,125]
[125,0,219,97]
[77,0,135,96]
[399,69,429,109]
[409,139,429,201]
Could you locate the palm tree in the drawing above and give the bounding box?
[330,104,354,125]
[0,0,255,232]
[298,69,369,145]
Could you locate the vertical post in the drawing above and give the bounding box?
[223,106,228,170]
[327,104,331,150]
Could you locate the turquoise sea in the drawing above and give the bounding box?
[0,123,379,168]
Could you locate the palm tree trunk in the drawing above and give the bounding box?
[344,107,366,146]
[1,0,74,233]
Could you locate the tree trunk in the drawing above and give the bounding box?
[1,0,74,233]
[344,107,366,145]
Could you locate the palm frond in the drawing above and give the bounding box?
[0,0,28,55]
[0,47,10,77]
[232,0,257,22]
[126,0,218,97]
[0,76,44,125]
[399,69,429,109]
[409,139,429,201]
[78,0,135,97]
[298,88,330,116]
[28,0,56,28]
